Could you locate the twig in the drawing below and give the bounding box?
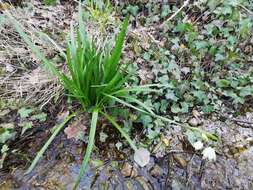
[231,119,253,125]
[186,154,195,185]
[130,27,162,47]
[193,10,211,24]
[166,149,195,155]
[231,118,253,128]
[238,4,253,16]
[165,154,172,189]
[199,159,206,181]
[160,0,190,28]
[167,150,187,154]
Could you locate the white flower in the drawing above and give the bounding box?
[202,147,216,161]
[134,148,150,167]
[193,141,203,150]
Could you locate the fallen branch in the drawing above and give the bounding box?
[238,4,253,16]
[160,0,190,28]
[231,118,253,128]
[231,118,253,125]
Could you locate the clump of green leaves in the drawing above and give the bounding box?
[5,3,174,189]
[215,75,253,105]
[17,107,47,135]
[5,2,219,189]
[85,0,117,32]
[124,0,253,118]
[0,123,16,169]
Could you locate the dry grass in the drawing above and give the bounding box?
[0,2,68,107]
[0,1,121,107]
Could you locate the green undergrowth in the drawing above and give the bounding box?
[4,2,218,189]
[118,0,253,133]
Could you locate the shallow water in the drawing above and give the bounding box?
[1,114,253,190]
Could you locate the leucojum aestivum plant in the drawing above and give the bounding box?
[5,2,218,189]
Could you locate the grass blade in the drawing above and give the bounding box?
[104,93,150,115]
[106,94,181,126]
[37,31,66,59]
[113,88,159,95]
[104,16,129,81]
[100,110,138,151]
[73,109,99,190]
[120,96,155,115]
[4,11,60,77]
[25,113,75,174]
[111,84,167,95]
[78,0,87,43]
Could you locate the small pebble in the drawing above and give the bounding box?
[150,164,162,177]
[188,117,201,126]
[121,162,138,177]
[173,155,187,168]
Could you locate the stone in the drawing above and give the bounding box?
[121,162,138,177]
[150,164,162,177]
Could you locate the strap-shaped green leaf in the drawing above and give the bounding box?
[73,109,99,190]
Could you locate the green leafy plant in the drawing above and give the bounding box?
[4,4,156,189]
[0,123,16,169]
[85,0,117,32]
[5,2,218,189]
